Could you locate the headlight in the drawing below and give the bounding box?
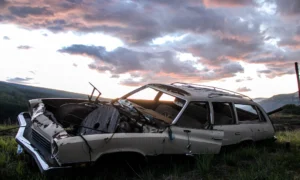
[28,99,42,116]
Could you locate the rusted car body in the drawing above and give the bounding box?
[15,82,275,173]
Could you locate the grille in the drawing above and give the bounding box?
[32,129,51,152]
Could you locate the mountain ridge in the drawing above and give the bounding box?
[256,92,299,112]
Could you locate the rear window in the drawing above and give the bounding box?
[235,104,260,122]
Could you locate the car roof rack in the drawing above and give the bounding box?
[171,82,252,101]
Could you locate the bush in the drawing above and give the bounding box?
[282,104,300,115]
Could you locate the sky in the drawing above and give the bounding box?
[0,0,299,99]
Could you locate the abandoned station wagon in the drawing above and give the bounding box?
[16,82,275,173]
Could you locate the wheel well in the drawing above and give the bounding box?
[96,152,146,164]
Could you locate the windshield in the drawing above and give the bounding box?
[122,86,186,124]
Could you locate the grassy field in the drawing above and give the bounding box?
[0,125,300,180]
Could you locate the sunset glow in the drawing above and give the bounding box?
[0,0,299,99]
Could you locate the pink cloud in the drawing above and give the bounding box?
[203,0,254,8]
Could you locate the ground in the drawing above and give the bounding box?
[1,124,300,180]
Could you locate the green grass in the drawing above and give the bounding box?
[1,127,300,180]
[271,113,300,121]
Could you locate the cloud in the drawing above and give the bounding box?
[17,45,32,50]
[3,36,9,40]
[6,77,33,83]
[237,87,251,92]
[0,0,8,7]
[0,0,263,46]
[203,0,255,8]
[59,44,244,84]
[0,0,298,81]
[257,63,295,78]
[119,79,144,87]
[110,74,120,78]
[188,35,262,67]
[8,6,53,18]
[59,44,199,75]
[276,0,300,16]
[236,76,253,82]
[219,62,244,75]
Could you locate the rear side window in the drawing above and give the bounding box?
[235,104,260,122]
[256,107,267,122]
[212,102,235,125]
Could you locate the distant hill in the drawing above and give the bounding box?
[0,81,89,123]
[257,92,300,112]
[253,98,267,103]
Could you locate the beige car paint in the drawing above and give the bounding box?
[51,125,224,165]
[163,126,224,155]
[16,83,276,173]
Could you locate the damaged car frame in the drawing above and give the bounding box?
[15,82,275,173]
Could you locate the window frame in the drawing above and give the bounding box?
[255,106,268,123]
[174,101,212,130]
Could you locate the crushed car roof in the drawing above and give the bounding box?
[147,82,255,104]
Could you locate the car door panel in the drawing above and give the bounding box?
[237,123,258,142]
[163,126,224,155]
[251,122,273,141]
[213,125,242,146]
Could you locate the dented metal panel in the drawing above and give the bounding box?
[78,105,120,135]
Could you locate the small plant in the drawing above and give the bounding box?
[282,104,300,115]
[223,153,238,166]
[16,161,24,175]
[195,154,214,175]
[236,146,260,160]
[0,153,6,167]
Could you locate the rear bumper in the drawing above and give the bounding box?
[15,112,70,174]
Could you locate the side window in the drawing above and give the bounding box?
[235,104,260,122]
[212,102,235,125]
[176,102,210,129]
[127,87,158,100]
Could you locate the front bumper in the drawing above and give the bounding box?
[15,112,70,173]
